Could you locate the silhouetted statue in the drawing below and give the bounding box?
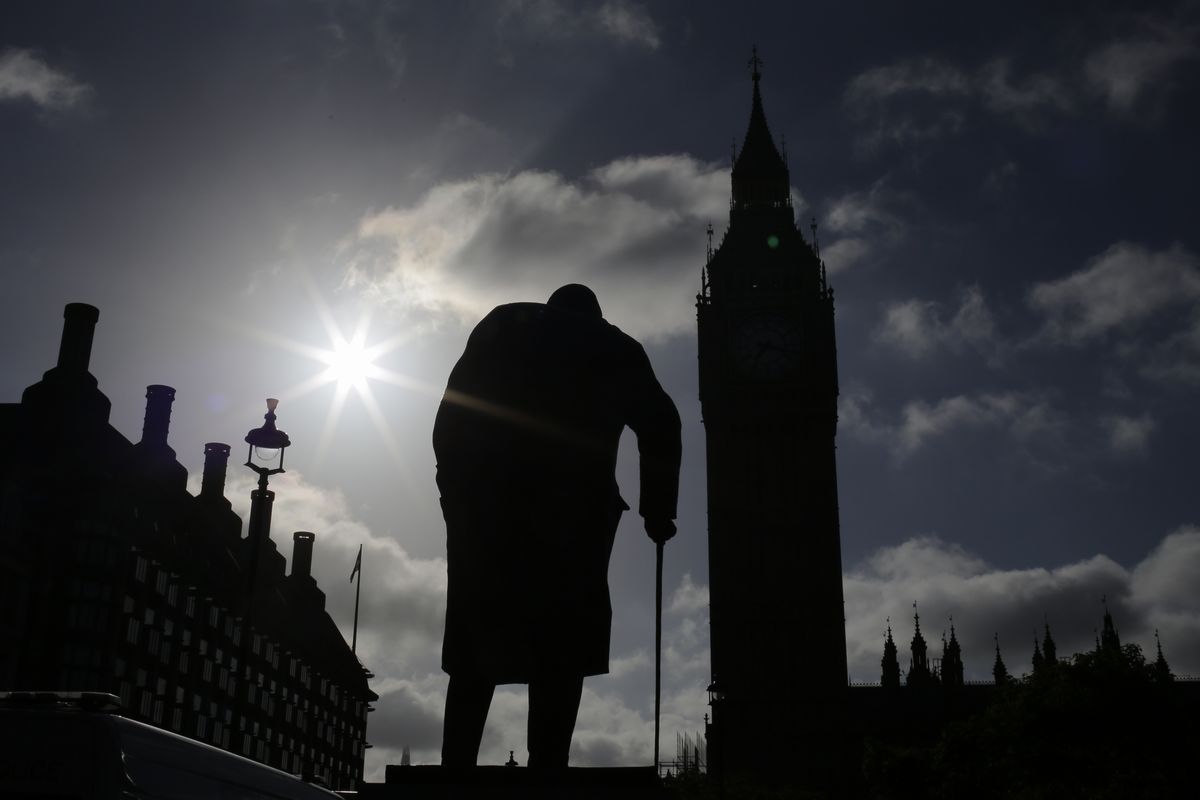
[434,284,682,768]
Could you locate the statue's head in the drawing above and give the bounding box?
[547,284,603,319]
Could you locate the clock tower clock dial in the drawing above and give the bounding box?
[731,314,803,379]
[696,52,847,779]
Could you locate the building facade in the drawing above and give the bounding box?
[698,54,848,776]
[0,303,376,790]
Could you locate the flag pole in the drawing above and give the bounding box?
[351,543,363,655]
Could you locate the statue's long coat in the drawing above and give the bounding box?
[434,302,681,682]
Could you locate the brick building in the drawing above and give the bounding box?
[0,303,377,789]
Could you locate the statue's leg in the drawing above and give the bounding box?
[527,675,584,768]
[442,674,495,767]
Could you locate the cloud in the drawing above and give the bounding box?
[497,0,660,51]
[821,237,870,274]
[1101,414,1155,456]
[668,572,708,615]
[978,58,1074,123]
[845,528,1200,683]
[344,155,730,339]
[840,389,1059,459]
[0,48,90,111]
[1028,241,1200,344]
[844,20,1198,152]
[875,286,997,359]
[819,181,908,270]
[846,57,971,104]
[1085,22,1199,113]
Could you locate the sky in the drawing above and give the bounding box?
[3,0,1200,777]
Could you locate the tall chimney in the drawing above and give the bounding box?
[200,442,231,501]
[291,531,315,579]
[140,385,176,448]
[56,303,100,374]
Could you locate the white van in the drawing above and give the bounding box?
[0,691,344,799]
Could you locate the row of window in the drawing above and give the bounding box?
[124,551,369,782]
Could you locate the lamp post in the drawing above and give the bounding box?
[240,398,290,761]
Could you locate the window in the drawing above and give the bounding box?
[123,595,134,613]
[126,618,141,645]
[135,556,148,582]
[143,608,155,626]
[209,606,219,627]
[155,571,168,595]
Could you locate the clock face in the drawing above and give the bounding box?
[731,314,803,379]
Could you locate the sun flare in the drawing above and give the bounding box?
[319,332,378,392]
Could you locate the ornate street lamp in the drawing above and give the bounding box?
[245,397,291,479]
[239,398,291,759]
[243,398,291,549]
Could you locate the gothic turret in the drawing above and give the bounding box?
[1099,597,1121,655]
[1041,620,1058,672]
[1153,630,1174,683]
[993,634,1010,685]
[907,607,932,687]
[881,619,901,689]
[942,619,964,688]
[1032,635,1045,676]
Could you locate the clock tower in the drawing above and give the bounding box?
[698,52,847,775]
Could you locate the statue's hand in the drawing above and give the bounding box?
[644,517,677,545]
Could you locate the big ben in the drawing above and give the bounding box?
[698,52,847,775]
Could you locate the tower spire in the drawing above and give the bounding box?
[881,617,900,688]
[993,633,1010,684]
[731,47,790,213]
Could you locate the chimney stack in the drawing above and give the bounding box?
[140,385,176,449]
[56,303,100,374]
[200,442,231,501]
[291,531,315,579]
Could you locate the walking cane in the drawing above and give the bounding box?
[654,539,664,775]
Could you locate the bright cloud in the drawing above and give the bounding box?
[345,155,730,340]
[1028,241,1200,343]
[875,286,997,359]
[845,528,1200,682]
[0,48,90,111]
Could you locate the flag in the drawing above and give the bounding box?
[350,544,362,582]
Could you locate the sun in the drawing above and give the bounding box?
[318,329,379,392]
